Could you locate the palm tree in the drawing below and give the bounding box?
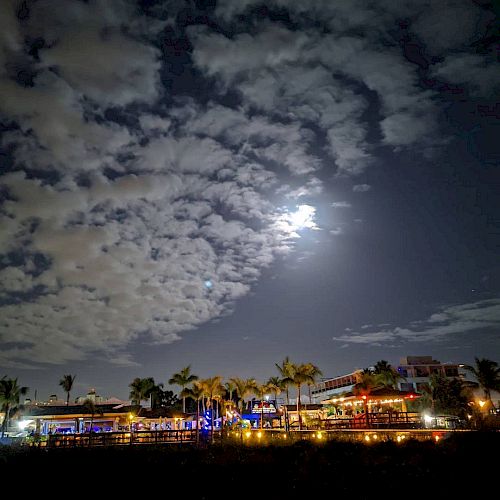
[353,370,380,427]
[304,363,323,407]
[224,381,236,405]
[276,357,294,404]
[290,363,313,431]
[464,357,500,410]
[266,376,284,427]
[229,377,257,414]
[82,398,103,440]
[373,360,404,388]
[199,377,224,443]
[169,366,199,413]
[59,374,76,406]
[149,382,165,409]
[254,382,274,429]
[181,382,204,444]
[266,376,283,408]
[0,377,28,438]
[128,377,156,405]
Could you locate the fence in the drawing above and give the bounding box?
[37,429,197,448]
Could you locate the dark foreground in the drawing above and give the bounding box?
[1,433,497,497]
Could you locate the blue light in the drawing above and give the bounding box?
[204,280,213,289]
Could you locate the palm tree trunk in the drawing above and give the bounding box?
[1,403,10,438]
[196,399,200,445]
[261,399,264,429]
[66,392,70,406]
[183,396,186,414]
[286,386,289,405]
[89,414,94,447]
[210,399,214,444]
[297,385,301,431]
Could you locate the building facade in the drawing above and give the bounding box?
[312,356,463,403]
[311,370,363,403]
[396,356,460,393]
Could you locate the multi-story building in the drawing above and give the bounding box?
[312,355,463,403]
[396,356,460,393]
[311,370,363,403]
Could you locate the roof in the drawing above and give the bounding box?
[284,404,324,411]
[322,387,419,404]
[22,404,140,418]
[136,407,190,419]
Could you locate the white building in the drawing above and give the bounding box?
[396,356,460,393]
[312,355,468,404]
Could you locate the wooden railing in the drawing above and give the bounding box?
[321,412,422,430]
[39,429,198,448]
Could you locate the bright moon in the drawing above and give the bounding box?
[287,204,317,231]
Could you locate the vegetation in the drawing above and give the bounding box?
[417,374,472,418]
[266,376,283,408]
[169,366,199,413]
[82,398,103,433]
[464,357,500,410]
[304,362,323,406]
[128,377,158,406]
[59,374,76,406]
[181,382,204,444]
[1,434,498,495]
[198,377,224,443]
[373,360,404,388]
[0,377,28,438]
[275,357,294,404]
[229,377,257,414]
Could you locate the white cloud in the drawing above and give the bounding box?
[353,184,371,192]
[333,299,500,345]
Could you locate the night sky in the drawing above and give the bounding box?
[1,0,499,401]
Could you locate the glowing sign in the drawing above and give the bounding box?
[251,401,277,414]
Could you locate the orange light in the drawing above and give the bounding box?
[361,395,367,400]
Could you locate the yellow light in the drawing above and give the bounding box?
[478,400,486,408]
[364,435,370,442]
[245,432,251,439]
[396,436,401,443]
[257,432,262,439]
[283,434,287,439]
[372,434,378,440]
[312,433,316,438]
[434,435,440,442]
[317,432,323,439]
